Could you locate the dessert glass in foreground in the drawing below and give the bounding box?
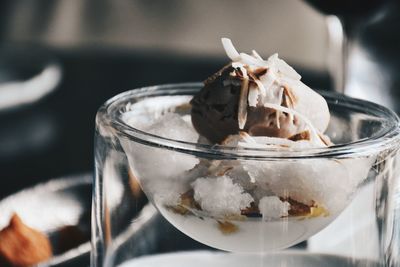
[92,83,400,267]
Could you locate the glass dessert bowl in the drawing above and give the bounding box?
[92,40,400,267]
[94,83,400,260]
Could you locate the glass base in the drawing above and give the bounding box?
[118,250,380,267]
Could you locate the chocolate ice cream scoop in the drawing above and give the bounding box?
[191,38,330,146]
[191,65,242,144]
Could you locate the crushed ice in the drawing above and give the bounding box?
[192,176,253,218]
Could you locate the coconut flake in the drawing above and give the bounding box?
[276,59,301,80]
[221,38,241,61]
[282,86,295,122]
[236,131,320,150]
[276,87,284,129]
[239,131,257,143]
[262,102,325,147]
[259,70,276,99]
[232,62,245,69]
[238,71,249,130]
[248,85,259,107]
[249,73,267,97]
[240,53,264,67]
[252,50,263,60]
[267,54,301,80]
[238,135,322,150]
[245,136,295,147]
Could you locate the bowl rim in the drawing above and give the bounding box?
[96,82,400,160]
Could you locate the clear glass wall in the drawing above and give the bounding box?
[92,84,400,267]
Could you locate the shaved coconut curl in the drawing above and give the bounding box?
[220,38,330,148]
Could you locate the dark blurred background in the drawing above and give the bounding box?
[0,0,399,198]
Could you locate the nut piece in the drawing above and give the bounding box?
[283,198,313,216]
[170,190,201,215]
[0,214,52,267]
[288,130,311,141]
[217,221,238,235]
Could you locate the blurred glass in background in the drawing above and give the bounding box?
[304,0,400,112]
